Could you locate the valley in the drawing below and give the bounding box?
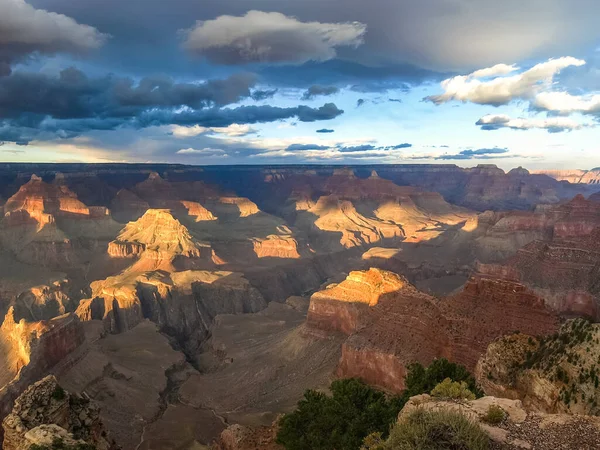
[0,163,599,449]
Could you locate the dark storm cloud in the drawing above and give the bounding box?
[436,148,509,160]
[0,66,344,143]
[302,85,340,100]
[0,68,257,120]
[286,144,330,151]
[0,102,343,143]
[0,0,107,75]
[251,89,278,101]
[136,103,344,128]
[316,128,335,133]
[338,144,376,152]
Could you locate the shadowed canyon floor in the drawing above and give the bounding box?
[0,164,599,449]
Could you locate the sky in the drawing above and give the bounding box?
[1,0,600,169]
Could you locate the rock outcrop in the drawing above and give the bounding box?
[215,422,282,450]
[307,268,406,334]
[2,376,118,450]
[107,209,220,270]
[76,270,266,358]
[0,310,86,443]
[476,319,600,415]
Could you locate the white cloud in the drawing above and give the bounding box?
[171,124,257,138]
[176,147,228,157]
[533,91,600,115]
[476,114,592,132]
[427,57,585,106]
[0,0,108,74]
[470,64,519,78]
[181,10,366,65]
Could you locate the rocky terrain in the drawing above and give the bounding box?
[0,163,598,449]
[477,319,600,416]
[2,375,117,450]
[400,394,600,449]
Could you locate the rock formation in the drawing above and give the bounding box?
[2,375,117,450]
[307,268,406,334]
[215,422,282,450]
[0,174,120,269]
[76,270,266,358]
[476,319,600,415]
[0,310,85,443]
[472,195,600,319]
[306,268,559,392]
[107,209,219,270]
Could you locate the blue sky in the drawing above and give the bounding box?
[1,0,600,169]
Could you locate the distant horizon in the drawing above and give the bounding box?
[0,161,597,173]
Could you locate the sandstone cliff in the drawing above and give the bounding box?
[306,268,559,393]
[0,310,86,444]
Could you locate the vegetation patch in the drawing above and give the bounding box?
[381,408,489,450]
[277,358,481,450]
[430,378,476,400]
[481,404,506,424]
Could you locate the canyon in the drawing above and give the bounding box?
[0,163,598,449]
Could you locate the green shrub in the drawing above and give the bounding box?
[401,358,483,403]
[360,432,385,450]
[30,438,96,450]
[481,405,506,424]
[385,408,489,450]
[51,385,66,401]
[276,379,402,450]
[277,359,480,450]
[430,378,476,400]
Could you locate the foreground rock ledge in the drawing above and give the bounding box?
[402,394,600,450]
[2,375,119,450]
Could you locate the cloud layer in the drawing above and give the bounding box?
[0,67,344,144]
[476,114,590,132]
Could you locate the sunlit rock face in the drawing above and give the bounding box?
[307,268,405,334]
[4,175,90,217]
[0,309,85,440]
[106,208,222,273]
[283,170,475,251]
[2,375,117,450]
[76,270,266,352]
[0,174,121,269]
